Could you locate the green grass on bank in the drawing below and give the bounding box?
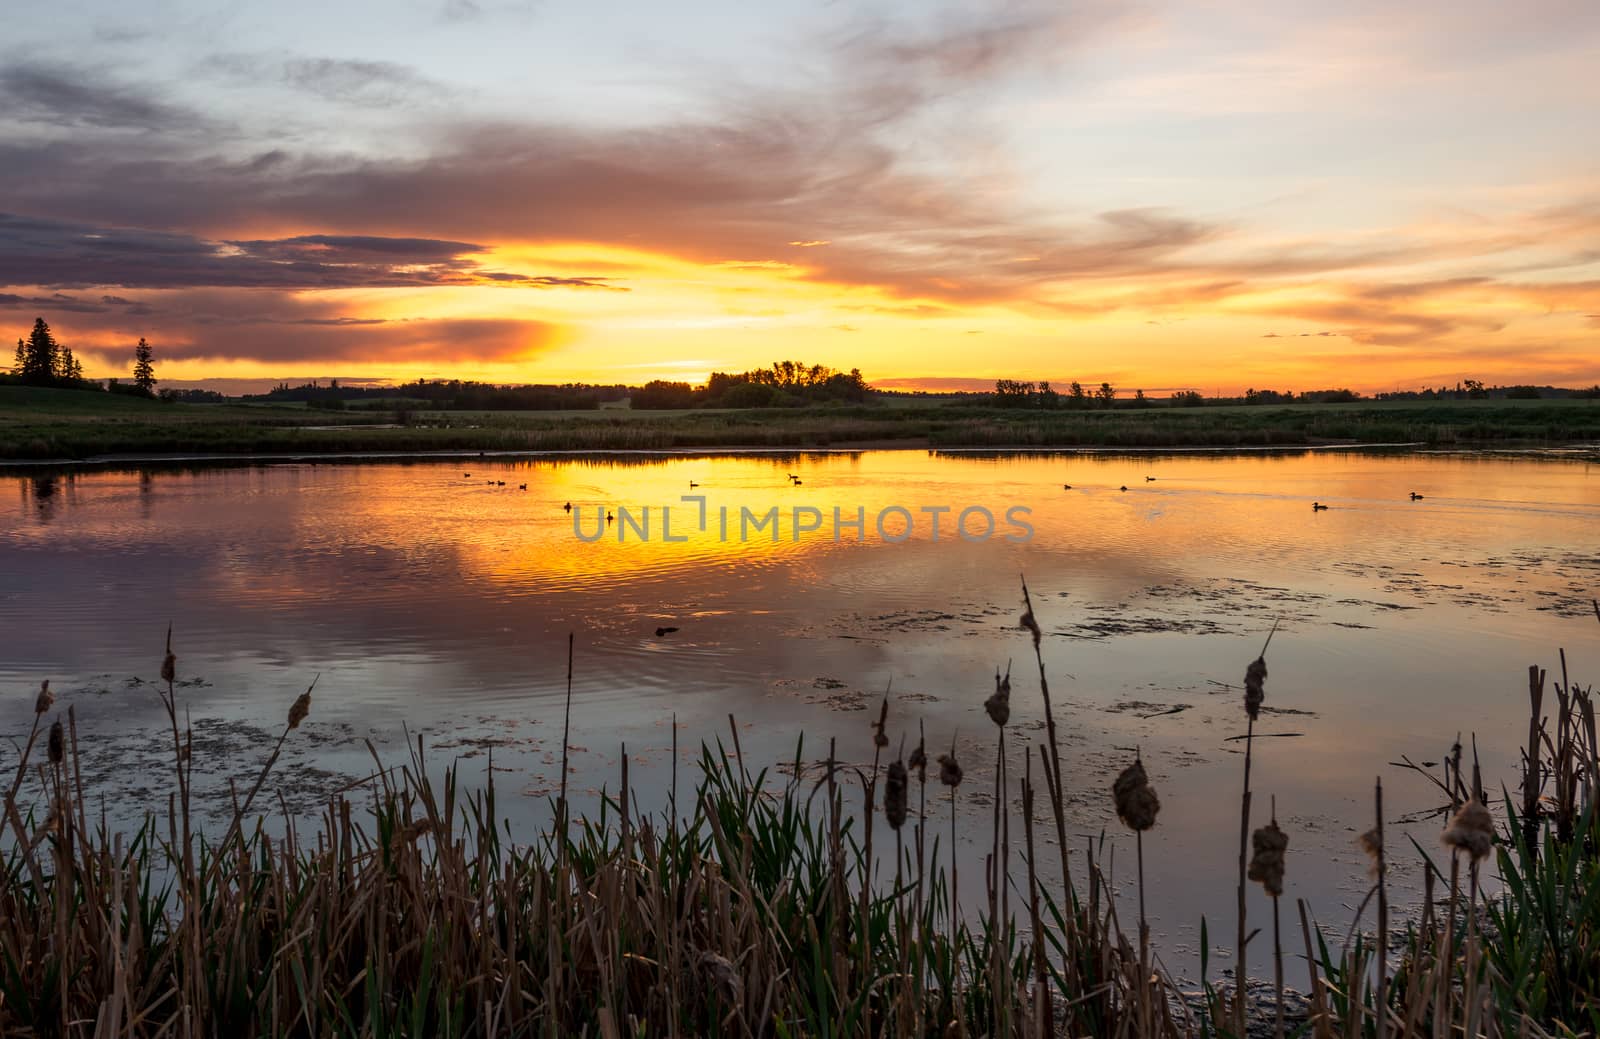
[2,384,1599,460]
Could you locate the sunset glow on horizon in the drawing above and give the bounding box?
[2,0,1597,393]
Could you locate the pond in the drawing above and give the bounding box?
[3,447,1598,980]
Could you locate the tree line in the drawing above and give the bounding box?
[634,361,869,409]
[4,317,159,395]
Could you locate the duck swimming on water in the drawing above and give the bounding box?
[1410,492,1425,500]
[1312,501,1329,511]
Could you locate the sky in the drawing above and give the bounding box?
[1,0,1597,394]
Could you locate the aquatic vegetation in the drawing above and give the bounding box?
[1,606,1597,1035]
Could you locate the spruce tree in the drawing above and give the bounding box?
[11,338,22,376]
[132,337,156,393]
[21,318,57,383]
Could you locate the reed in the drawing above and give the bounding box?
[2,615,1597,1036]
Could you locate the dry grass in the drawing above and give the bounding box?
[1,595,1597,1036]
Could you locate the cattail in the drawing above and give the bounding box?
[47,719,64,765]
[1248,819,1288,896]
[34,680,53,715]
[871,697,889,749]
[984,666,1011,727]
[161,628,176,685]
[1442,798,1494,861]
[1020,605,1041,649]
[885,759,908,828]
[1244,656,1267,720]
[909,738,927,782]
[287,689,312,730]
[938,751,963,788]
[1358,826,1383,873]
[1113,756,1160,831]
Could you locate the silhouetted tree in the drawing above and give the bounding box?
[1068,381,1087,408]
[57,344,83,382]
[132,337,156,394]
[11,338,23,375]
[19,318,60,384]
[1095,382,1116,408]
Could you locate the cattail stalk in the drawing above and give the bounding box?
[1236,619,1276,1034]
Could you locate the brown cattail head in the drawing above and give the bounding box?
[909,737,927,782]
[1442,798,1494,862]
[938,751,963,788]
[885,759,909,829]
[1248,819,1288,896]
[34,680,53,715]
[287,689,312,731]
[1112,756,1160,831]
[161,627,176,685]
[1244,656,1267,720]
[47,719,64,765]
[1020,606,1041,650]
[1356,826,1382,877]
[984,666,1011,727]
[871,696,889,749]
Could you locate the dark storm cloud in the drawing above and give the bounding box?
[0,214,619,291]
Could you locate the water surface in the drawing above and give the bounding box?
[3,448,1598,978]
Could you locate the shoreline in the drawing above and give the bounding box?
[7,439,1600,473]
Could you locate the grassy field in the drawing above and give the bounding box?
[2,385,1599,460]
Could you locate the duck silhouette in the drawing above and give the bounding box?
[1119,485,1128,492]
[1145,476,1156,482]
[1410,492,1425,501]
[689,481,699,489]
[464,472,471,478]
[1312,501,1329,511]
[563,502,572,512]
[792,478,803,486]
[606,511,615,523]
[1063,483,1072,490]
[518,483,527,491]
[654,626,679,637]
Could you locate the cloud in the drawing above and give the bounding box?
[0,213,619,291]
[0,63,192,130]
[36,288,565,365]
[201,53,452,109]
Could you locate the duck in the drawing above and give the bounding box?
[1119,485,1128,492]
[1145,476,1156,482]
[563,502,572,512]
[518,483,527,491]
[464,472,471,478]
[1063,483,1072,490]
[654,626,679,637]
[792,478,803,486]
[1312,502,1329,511]
[606,511,615,523]
[787,473,798,481]
[689,480,699,489]
[1410,492,1425,501]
